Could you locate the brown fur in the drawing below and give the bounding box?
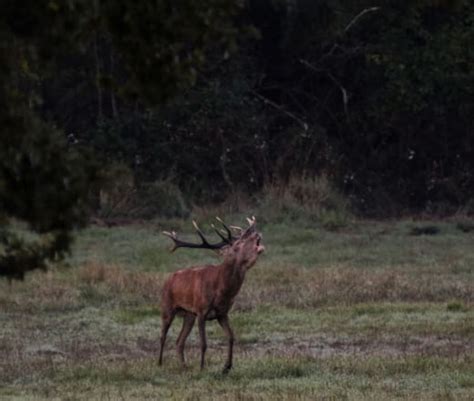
[158,229,264,373]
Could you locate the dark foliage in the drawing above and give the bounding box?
[0,0,243,279]
[54,0,473,213]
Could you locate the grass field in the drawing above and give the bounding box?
[1,218,473,400]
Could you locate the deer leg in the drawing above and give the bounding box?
[158,311,175,366]
[217,315,234,374]
[176,313,196,367]
[197,316,207,370]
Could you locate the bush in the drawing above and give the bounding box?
[96,162,136,218]
[133,180,190,219]
[257,175,350,229]
[96,163,189,219]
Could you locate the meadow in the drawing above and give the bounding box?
[0,217,473,400]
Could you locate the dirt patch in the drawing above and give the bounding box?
[1,333,472,385]
[57,334,474,362]
[238,335,473,359]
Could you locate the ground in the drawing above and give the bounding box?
[0,218,473,400]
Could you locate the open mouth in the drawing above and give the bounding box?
[256,235,264,253]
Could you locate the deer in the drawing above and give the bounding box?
[159,217,264,374]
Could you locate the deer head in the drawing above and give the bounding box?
[219,218,265,269]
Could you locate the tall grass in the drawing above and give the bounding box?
[257,175,350,229]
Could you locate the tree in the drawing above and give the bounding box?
[240,0,474,214]
[0,0,244,279]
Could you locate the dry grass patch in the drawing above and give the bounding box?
[236,265,474,310]
[0,271,80,312]
[77,262,163,302]
[0,262,165,312]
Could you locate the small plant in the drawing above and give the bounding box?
[319,209,349,231]
[446,301,467,312]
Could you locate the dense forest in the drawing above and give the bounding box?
[1,0,474,278]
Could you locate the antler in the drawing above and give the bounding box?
[246,216,256,226]
[240,216,257,238]
[162,218,235,253]
[211,216,239,243]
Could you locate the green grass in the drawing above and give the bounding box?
[0,218,473,400]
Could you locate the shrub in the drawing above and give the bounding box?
[95,165,190,219]
[446,301,467,312]
[133,180,190,219]
[96,162,136,218]
[257,175,350,229]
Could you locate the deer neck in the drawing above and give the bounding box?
[217,260,247,296]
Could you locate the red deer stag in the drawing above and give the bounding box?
[159,217,264,373]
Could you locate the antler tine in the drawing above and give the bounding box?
[246,216,256,226]
[211,224,230,243]
[162,230,175,238]
[230,225,243,232]
[215,216,234,241]
[238,216,257,239]
[162,230,179,252]
[192,220,212,245]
